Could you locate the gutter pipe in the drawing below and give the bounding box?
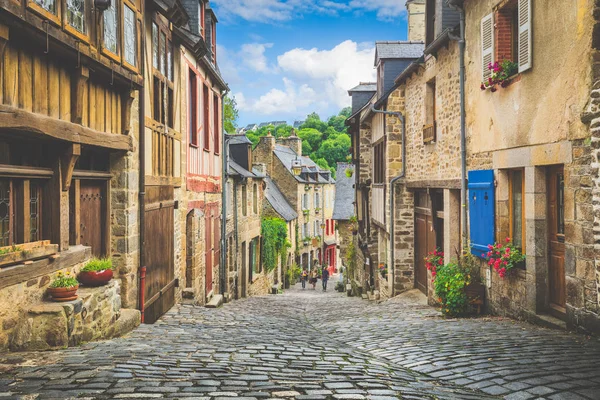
[448,0,468,249]
[370,105,405,297]
[220,90,229,297]
[138,13,147,323]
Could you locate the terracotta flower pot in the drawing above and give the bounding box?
[47,285,79,302]
[78,269,113,287]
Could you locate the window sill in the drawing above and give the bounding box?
[189,143,199,149]
[0,245,91,291]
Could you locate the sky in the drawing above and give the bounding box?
[211,0,410,127]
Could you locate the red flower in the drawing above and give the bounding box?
[480,84,486,91]
[438,258,443,265]
[505,237,510,242]
[490,87,497,93]
[487,244,493,250]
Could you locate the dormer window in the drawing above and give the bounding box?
[211,20,216,61]
[199,1,205,37]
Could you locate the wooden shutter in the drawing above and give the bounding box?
[468,170,495,256]
[518,0,532,73]
[481,13,494,81]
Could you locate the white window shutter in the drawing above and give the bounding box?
[518,0,532,72]
[481,13,494,82]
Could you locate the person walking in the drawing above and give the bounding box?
[322,265,330,291]
[310,268,318,290]
[301,268,308,289]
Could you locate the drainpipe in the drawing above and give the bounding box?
[233,180,239,298]
[220,90,229,297]
[449,0,468,249]
[370,105,405,297]
[138,13,147,323]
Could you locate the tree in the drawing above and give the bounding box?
[223,95,239,134]
[315,133,351,169]
[327,115,347,134]
[300,112,328,132]
[297,128,322,152]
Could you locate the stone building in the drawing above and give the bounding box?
[0,0,144,349]
[178,0,228,306]
[461,0,599,333]
[253,131,335,273]
[333,163,357,278]
[224,135,270,298]
[406,0,426,42]
[385,0,463,302]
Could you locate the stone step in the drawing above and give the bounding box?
[205,294,224,308]
[112,309,141,338]
[361,294,368,300]
[530,313,567,331]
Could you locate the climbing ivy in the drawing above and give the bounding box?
[261,217,289,273]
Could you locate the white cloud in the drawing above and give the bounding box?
[211,0,406,23]
[240,43,275,73]
[237,78,323,115]
[217,45,243,85]
[277,40,375,108]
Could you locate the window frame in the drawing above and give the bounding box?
[151,14,174,127]
[63,0,90,43]
[27,0,62,27]
[241,184,247,216]
[121,0,141,73]
[213,93,220,155]
[188,69,199,147]
[203,84,210,151]
[373,139,386,184]
[508,169,526,254]
[101,0,121,63]
[252,183,258,214]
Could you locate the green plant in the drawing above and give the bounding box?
[81,258,113,272]
[261,217,289,273]
[346,240,357,284]
[480,59,519,92]
[482,238,526,278]
[349,215,357,224]
[345,168,354,178]
[50,271,79,288]
[425,248,444,280]
[303,209,310,216]
[0,245,22,256]
[286,264,301,282]
[433,253,476,317]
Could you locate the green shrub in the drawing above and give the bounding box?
[433,261,471,317]
[261,217,288,273]
[81,258,113,272]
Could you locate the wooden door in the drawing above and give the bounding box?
[547,166,566,318]
[241,242,247,297]
[144,186,175,324]
[205,208,213,296]
[80,181,106,257]
[414,191,435,294]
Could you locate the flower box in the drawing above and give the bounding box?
[0,240,59,269]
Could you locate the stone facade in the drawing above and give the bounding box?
[407,0,426,43]
[463,0,599,333]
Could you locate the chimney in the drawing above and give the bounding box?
[277,129,302,156]
[406,0,426,43]
[253,131,275,176]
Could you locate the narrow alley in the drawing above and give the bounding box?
[1,282,599,400]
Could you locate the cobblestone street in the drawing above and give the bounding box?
[1,281,600,400]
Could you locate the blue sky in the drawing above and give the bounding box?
[211,0,410,127]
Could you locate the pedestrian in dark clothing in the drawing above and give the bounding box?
[321,266,330,291]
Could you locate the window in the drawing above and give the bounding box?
[303,193,309,210]
[213,93,220,154]
[33,0,57,14]
[314,192,320,208]
[189,69,198,146]
[151,17,174,127]
[253,184,258,214]
[66,0,86,34]
[0,178,46,247]
[250,237,259,276]
[199,0,205,37]
[123,4,137,67]
[424,79,437,143]
[481,0,531,80]
[226,181,233,217]
[103,1,119,55]
[211,21,217,60]
[426,0,436,46]
[203,85,210,150]
[373,141,386,184]
[242,184,247,216]
[509,169,525,253]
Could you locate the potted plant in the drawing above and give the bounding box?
[78,258,113,287]
[480,60,519,92]
[47,272,79,302]
[378,263,388,279]
[303,209,310,216]
[345,168,354,178]
[481,238,526,278]
[315,207,321,214]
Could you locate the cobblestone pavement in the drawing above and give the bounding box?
[1,281,600,400]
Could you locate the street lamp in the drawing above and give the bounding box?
[292,156,302,176]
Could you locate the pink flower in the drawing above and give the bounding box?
[490,87,497,93]
[488,244,493,250]
[481,253,486,258]
[438,258,443,265]
[487,251,492,257]
[505,237,511,243]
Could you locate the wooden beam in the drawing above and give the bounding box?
[60,144,80,192]
[121,90,136,135]
[0,104,133,151]
[71,66,89,125]
[0,22,8,60]
[69,180,80,246]
[405,179,462,190]
[0,164,53,178]
[0,245,91,290]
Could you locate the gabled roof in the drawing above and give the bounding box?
[273,145,333,184]
[228,159,256,178]
[227,134,252,146]
[333,163,355,221]
[265,177,298,221]
[348,82,377,94]
[374,41,424,66]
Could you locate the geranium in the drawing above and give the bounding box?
[482,238,526,278]
[425,249,444,282]
[480,60,518,92]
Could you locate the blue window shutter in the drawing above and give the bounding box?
[468,170,495,256]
